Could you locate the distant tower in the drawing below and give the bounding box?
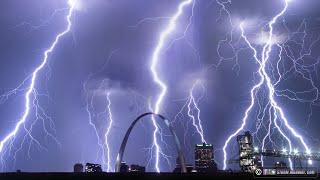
[85,163,102,173]
[119,162,129,173]
[194,143,217,173]
[237,131,261,172]
[74,163,84,173]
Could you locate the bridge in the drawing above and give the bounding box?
[252,149,320,161]
[228,131,320,172]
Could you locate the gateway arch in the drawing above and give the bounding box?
[115,112,187,173]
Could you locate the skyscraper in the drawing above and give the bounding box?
[194,143,217,173]
[237,131,261,172]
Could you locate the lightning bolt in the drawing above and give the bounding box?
[223,0,311,170]
[83,79,115,172]
[171,80,207,159]
[105,92,113,172]
[83,49,133,172]
[0,0,76,169]
[187,81,207,143]
[83,81,104,163]
[12,7,69,33]
[83,78,107,170]
[149,0,194,172]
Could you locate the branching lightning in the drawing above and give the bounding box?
[171,80,207,160]
[83,79,105,164]
[83,50,118,172]
[222,0,313,170]
[83,78,115,172]
[105,92,114,172]
[187,81,207,143]
[12,8,69,33]
[0,0,76,169]
[2,0,319,173]
[149,0,194,172]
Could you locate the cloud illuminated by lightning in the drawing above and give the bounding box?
[149,0,194,172]
[0,0,76,162]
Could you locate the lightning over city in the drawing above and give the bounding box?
[149,0,194,172]
[0,0,320,178]
[222,0,317,171]
[173,80,207,144]
[104,92,114,172]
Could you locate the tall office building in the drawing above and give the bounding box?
[195,143,217,173]
[237,131,261,172]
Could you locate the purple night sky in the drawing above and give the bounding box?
[0,0,320,172]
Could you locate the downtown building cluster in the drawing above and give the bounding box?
[73,143,217,173]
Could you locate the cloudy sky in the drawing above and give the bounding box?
[0,0,320,172]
